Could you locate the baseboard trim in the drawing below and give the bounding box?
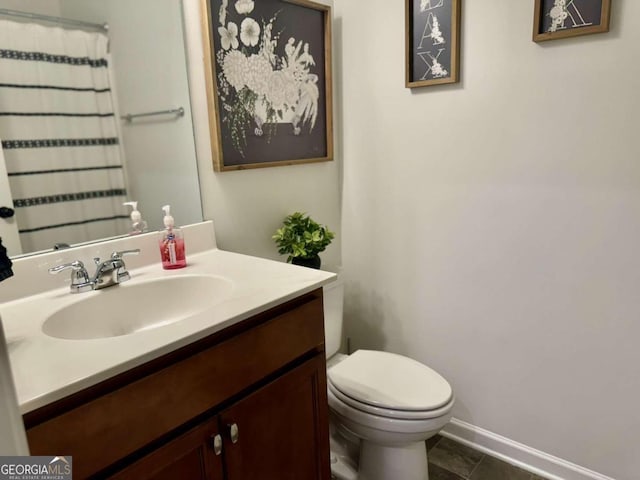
[440,418,615,480]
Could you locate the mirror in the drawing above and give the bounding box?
[0,0,203,258]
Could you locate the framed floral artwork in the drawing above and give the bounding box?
[201,0,333,171]
[405,0,461,89]
[533,0,611,42]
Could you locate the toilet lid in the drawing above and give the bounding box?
[328,380,454,420]
[327,350,452,411]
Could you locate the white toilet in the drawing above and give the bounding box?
[323,276,454,480]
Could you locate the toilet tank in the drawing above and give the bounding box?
[323,274,344,358]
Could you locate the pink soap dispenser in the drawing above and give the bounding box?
[158,205,186,269]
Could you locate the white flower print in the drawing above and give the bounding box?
[548,0,569,32]
[430,16,445,45]
[284,37,296,57]
[245,54,273,96]
[240,17,260,47]
[223,50,248,91]
[282,38,314,83]
[430,59,448,78]
[215,8,322,156]
[296,74,319,131]
[298,43,315,67]
[218,0,228,25]
[218,22,239,50]
[266,71,297,110]
[235,0,255,15]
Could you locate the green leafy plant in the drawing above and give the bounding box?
[272,212,335,263]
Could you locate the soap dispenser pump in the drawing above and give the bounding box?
[159,205,186,269]
[123,201,148,235]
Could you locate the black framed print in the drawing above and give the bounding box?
[201,0,333,171]
[533,0,612,42]
[405,0,461,89]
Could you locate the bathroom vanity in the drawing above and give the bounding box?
[26,289,329,479]
[0,222,335,479]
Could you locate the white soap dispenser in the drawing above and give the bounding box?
[123,201,148,235]
[158,205,186,269]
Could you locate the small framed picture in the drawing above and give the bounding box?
[405,0,461,89]
[533,0,612,42]
[201,0,333,171]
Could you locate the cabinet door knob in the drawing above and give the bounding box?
[228,423,239,444]
[211,434,223,456]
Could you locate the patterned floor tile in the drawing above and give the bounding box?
[428,462,465,480]
[426,434,443,452]
[428,437,484,479]
[469,455,532,480]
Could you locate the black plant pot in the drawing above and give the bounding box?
[291,255,321,269]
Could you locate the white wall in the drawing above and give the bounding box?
[60,0,203,231]
[336,1,637,480]
[183,0,341,268]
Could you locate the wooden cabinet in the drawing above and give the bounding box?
[24,289,330,480]
[221,355,329,480]
[112,355,329,480]
[109,419,222,480]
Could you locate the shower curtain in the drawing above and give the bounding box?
[0,19,129,253]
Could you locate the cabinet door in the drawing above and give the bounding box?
[109,418,223,480]
[221,354,331,480]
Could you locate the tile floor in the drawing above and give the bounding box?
[426,435,548,480]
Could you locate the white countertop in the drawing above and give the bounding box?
[0,248,335,414]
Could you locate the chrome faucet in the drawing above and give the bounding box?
[49,249,140,293]
[91,249,140,290]
[48,260,93,293]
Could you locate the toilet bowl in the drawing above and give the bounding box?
[323,276,454,480]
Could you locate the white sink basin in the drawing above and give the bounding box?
[42,275,234,340]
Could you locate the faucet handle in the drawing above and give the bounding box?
[48,260,87,276]
[111,249,139,284]
[111,249,140,260]
[48,260,93,293]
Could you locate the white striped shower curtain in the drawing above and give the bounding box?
[0,19,129,253]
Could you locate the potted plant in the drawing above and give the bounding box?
[272,212,335,269]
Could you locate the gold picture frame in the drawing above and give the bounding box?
[201,0,333,171]
[405,0,461,89]
[533,0,611,42]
